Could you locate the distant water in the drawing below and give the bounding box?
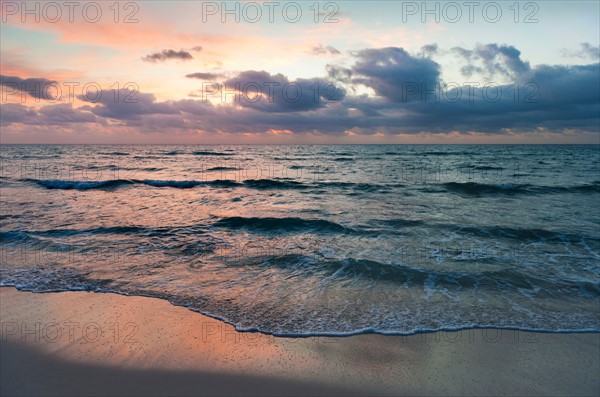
[1,144,599,335]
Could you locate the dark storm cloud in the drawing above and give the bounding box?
[185,72,221,80]
[359,61,600,134]
[222,70,345,112]
[0,75,58,100]
[310,44,341,56]
[142,49,194,63]
[349,47,441,102]
[532,63,599,105]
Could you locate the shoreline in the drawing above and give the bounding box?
[1,286,599,396]
[4,286,598,338]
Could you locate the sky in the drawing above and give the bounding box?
[0,0,599,144]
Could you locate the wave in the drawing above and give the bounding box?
[2,257,597,339]
[271,157,300,161]
[454,225,599,244]
[207,167,240,171]
[240,179,393,193]
[415,151,455,156]
[375,217,598,243]
[259,255,600,297]
[441,182,531,196]
[0,226,222,260]
[98,151,129,156]
[13,154,61,160]
[0,267,114,293]
[2,280,598,337]
[315,181,397,193]
[142,179,242,189]
[206,180,241,188]
[1,226,173,240]
[141,179,202,188]
[213,216,356,234]
[461,165,505,171]
[439,181,600,196]
[76,164,115,170]
[0,230,44,244]
[541,181,600,194]
[30,179,136,190]
[192,151,232,156]
[24,178,242,190]
[24,178,599,196]
[23,178,240,190]
[71,165,161,172]
[242,179,309,190]
[22,178,397,194]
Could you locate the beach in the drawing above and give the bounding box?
[1,287,598,396]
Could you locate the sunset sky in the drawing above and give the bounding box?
[1,0,599,144]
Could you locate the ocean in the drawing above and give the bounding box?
[1,144,599,336]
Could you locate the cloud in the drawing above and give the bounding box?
[310,44,341,56]
[452,43,531,80]
[3,45,598,138]
[38,103,98,123]
[186,72,221,80]
[78,89,179,120]
[0,103,38,125]
[142,50,194,63]
[210,51,599,134]
[561,43,600,60]
[0,75,58,100]
[191,46,203,52]
[326,64,353,83]
[349,47,441,102]
[360,61,600,134]
[0,103,96,126]
[222,70,345,112]
[421,44,439,57]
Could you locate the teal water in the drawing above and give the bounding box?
[1,144,599,335]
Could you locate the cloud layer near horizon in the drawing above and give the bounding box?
[2,43,599,141]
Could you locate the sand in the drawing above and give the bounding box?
[1,287,598,396]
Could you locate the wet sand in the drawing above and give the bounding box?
[1,287,598,396]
